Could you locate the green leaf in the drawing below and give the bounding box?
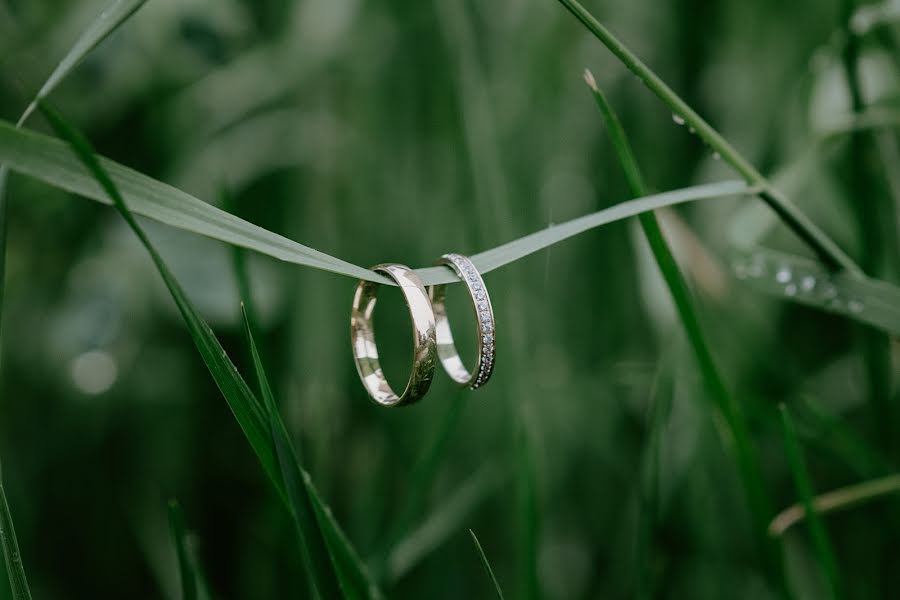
[0,464,31,600]
[469,530,505,600]
[167,500,198,600]
[779,405,843,599]
[0,119,755,286]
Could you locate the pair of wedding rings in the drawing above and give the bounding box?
[350,254,496,407]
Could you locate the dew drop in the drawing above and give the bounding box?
[848,299,864,313]
[784,284,798,297]
[672,113,685,125]
[775,267,792,284]
[712,152,721,160]
[800,275,816,292]
[689,127,696,134]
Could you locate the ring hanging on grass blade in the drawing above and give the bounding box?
[350,264,437,407]
[428,254,496,389]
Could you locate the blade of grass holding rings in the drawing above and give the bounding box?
[584,71,785,586]
[0,463,31,600]
[770,474,900,536]
[0,120,754,286]
[0,0,147,342]
[37,101,285,506]
[469,530,505,600]
[778,405,843,599]
[167,500,198,600]
[555,0,861,275]
[0,122,384,284]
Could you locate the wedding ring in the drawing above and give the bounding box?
[428,254,495,389]
[350,264,437,407]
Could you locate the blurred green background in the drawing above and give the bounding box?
[0,0,898,597]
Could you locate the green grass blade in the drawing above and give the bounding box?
[167,500,198,600]
[240,305,344,600]
[0,122,381,283]
[0,119,755,286]
[0,464,31,600]
[241,305,381,598]
[556,0,860,275]
[770,474,900,536]
[18,0,147,126]
[779,405,843,599]
[731,248,900,335]
[0,0,146,341]
[515,417,540,600]
[584,72,781,580]
[37,101,284,502]
[469,530,505,600]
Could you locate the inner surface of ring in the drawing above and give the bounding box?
[430,283,474,384]
[350,281,397,404]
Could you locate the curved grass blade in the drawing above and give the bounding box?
[167,500,198,600]
[0,119,755,286]
[779,405,843,599]
[0,464,31,600]
[770,474,900,536]
[555,0,860,275]
[37,101,284,502]
[584,71,783,586]
[469,530,505,600]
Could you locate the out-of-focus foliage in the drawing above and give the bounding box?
[0,0,898,598]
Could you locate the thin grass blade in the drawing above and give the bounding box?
[37,101,284,503]
[0,0,146,341]
[770,474,900,536]
[240,305,344,599]
[167,500,198,600]
[469,530,505,600]
[779,405,843,599]
[240,304,381,599]
[555,0,860,274]
[18,0,147,125]
[0,464,31,600]
[584,72,782,581]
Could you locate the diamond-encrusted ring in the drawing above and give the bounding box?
[350,263,437,407]
[428,254,495,389]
